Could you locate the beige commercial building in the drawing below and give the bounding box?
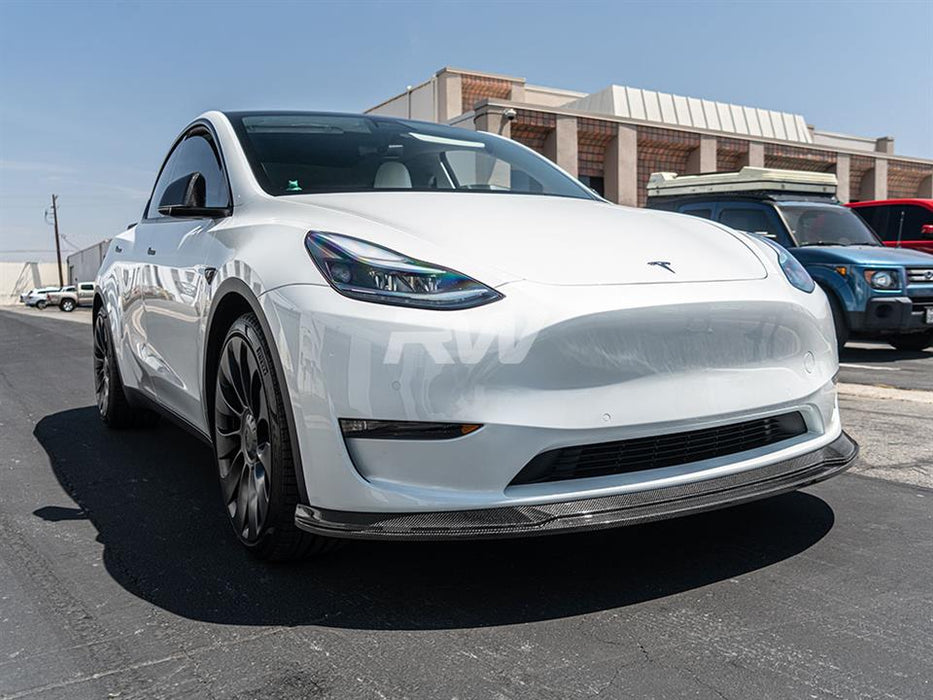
[66,239,111,286]
[367,67,933,206]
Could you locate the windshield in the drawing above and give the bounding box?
[227,112,595,200]
[779,203,881,247]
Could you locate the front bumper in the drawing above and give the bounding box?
[262,278,840,514]
[856,295,933,334]
[295,431,858,540]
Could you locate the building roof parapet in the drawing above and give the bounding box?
[470,98,933,166]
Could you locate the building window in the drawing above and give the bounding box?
[579,175,604,197]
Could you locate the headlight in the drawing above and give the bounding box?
[305,232,503,310]
[863,269,899,290]
[758,237,815,293]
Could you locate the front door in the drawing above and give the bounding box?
[134,128,232,430]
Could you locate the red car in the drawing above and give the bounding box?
[846,199,933,255]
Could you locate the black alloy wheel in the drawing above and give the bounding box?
[93,310,158,428]
[93,311,113,419]
[215,331,274,543]
[213,313,334,560]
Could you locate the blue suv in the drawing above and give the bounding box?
[647,192,933,351]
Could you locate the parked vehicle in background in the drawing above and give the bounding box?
[646,168,933,351]
[846,199,933,255]
[46,285,75,306]
[23,286,63,309]
[51,282,96,311]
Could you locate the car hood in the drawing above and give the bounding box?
[276,193,767,286]
[791,244,933,267]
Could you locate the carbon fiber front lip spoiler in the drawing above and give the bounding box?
[295,432,858,541]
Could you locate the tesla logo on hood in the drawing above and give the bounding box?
[648,261,675,274]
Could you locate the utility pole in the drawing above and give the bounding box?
[50,194,63,287]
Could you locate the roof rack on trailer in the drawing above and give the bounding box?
[647,167,838,199]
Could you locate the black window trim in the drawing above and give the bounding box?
[142,120,234,222]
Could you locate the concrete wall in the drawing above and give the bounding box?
[0,262,66,306]
[67,239,111,285]
[523,84,586,108]
[365,79,437,121]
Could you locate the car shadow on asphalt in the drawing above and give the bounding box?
[840,345,931,364]
[34,406,836,631]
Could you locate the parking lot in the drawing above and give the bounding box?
[0,306,930,699]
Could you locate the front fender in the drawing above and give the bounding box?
[807,266,858,314]
[202,275,312,505]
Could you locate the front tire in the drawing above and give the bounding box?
[213,313,336,561]
[60,299,75,312]
[93,310,159,429]
[888,332,932,352]
[824,291,849,352]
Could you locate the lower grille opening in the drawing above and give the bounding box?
[510,411,808,486]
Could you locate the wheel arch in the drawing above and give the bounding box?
[808,268,856,311]
[815,281,848,329]
[92,293,104,320]
[203,278,310,505]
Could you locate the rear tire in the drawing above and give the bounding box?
[60,299,75,312]
[36,300,47,310]
[93,310,159,429]
[213,312,338,561]
[888,332,932,352]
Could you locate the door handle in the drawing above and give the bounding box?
[114,245,123,253]
[147,247,156,256]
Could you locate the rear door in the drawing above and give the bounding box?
[77,283,95,305]
[133,128,232,428]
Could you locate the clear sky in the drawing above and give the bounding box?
[1,0,931,261]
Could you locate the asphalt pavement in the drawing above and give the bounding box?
[840,341,933,391]
[0,308,930,699]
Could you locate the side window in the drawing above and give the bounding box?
[679,206,713,220]
[897,205,933,239]
[718,207,783,241]
[851,205,877,232]
[146,132,229,219]
[79,283,95,292]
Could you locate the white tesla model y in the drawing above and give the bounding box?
[94,112,857,559]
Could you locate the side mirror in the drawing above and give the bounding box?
[157,172,230,218]
[921,224,933,239]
